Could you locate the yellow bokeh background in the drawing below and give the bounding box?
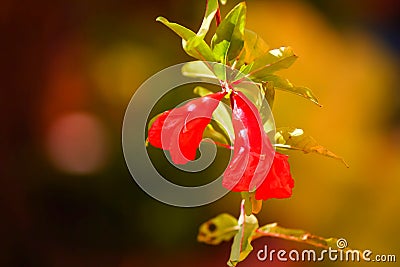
[2,0,399,266]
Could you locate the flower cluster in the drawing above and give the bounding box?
[147,88,294,201]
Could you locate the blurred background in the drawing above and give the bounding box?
[1,0,399,266]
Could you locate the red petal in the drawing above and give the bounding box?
[147,111,171,148]
[222,91,275,192]
[148,92,226,164]
[255,152,294,200]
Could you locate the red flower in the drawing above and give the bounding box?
[255,152,294,200]
[222,91,275,192]
[148,88,294,201]
[148,92,226,164]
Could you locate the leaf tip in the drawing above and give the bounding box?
[341,159,350,168]
[310,96,322,107]
[155,16,166,23]
[309,97,322,107]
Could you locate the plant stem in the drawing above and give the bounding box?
[215,7,221,26]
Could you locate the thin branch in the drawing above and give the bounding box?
[215,7,221,26]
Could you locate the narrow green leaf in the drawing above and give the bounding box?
[275,127,349,167]
[248,46,298,79]
[193,86,214,97]
[211,2,246,63]
[263,75,320,106]
[258,223,308,240]
[228,202,259,267]
[213,40,230,62]
[156,16,216,61]
[263,119,275,137]
[236,29,269,67]
[181,61,217,79]
[197,0,219,38]
[237,61,253,76]
[193,86,234,142]
[260,81,275,109]
[213,63,229,81]
[213,104,234,142]
[197,213,238,245]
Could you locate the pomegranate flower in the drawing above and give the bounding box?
[148,88,294,201]
[148,92,226,164]
[222,91,275,192]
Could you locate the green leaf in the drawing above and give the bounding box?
[211,2,246,63]
[257,223,310,240]
[213,63,229,81]
[248,46,298,80]
[156,16,216,61]
[212,104,234,142]
[193,85,213,97]
[228,202,259,267]
[259,81,275,109]
[193,86,234,142]
[263,75,320,106]
[181,61,217,79]
[275,127,349,167]
[197,0,219,38]
[198,213,238,245]
[237,62,253,77]
[236,29,269,67]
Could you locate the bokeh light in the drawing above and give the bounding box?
[46,112,109,174]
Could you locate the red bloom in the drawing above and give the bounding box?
[255,152,294,200]
[222,91,275,192]
[148,88,294,201]
[148,92,226,164]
